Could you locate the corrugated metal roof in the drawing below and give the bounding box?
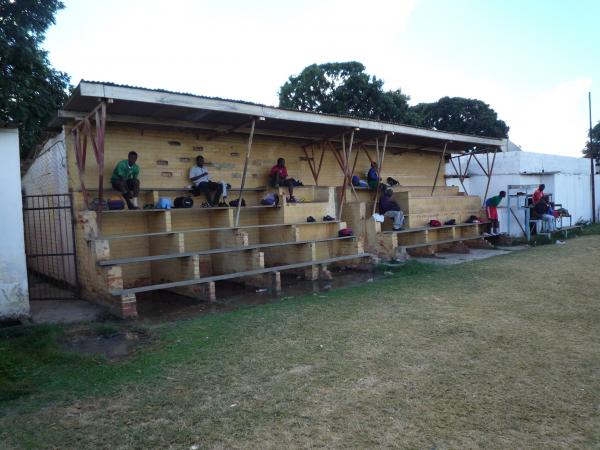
[55,80,506,152]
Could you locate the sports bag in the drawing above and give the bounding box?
[156,197,172,209]
[429,219,442,227]
[174,196,193,208]
[338,227,353,237]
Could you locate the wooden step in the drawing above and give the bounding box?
[110,253,374,296]
[98,236,356,266]
[93,220,341,241]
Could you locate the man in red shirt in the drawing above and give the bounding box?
[269,158,297,202]
[532,184,545,204]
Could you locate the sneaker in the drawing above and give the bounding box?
[287,196,298,203]
[306,216,316,223]
[393,227,404,231]
[555,240,566,245]
[323,215,335,222]
[482,232,492,237]
[201,202,211,208]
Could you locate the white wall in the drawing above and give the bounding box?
[446,151,600,237]
[0,128,29,320]
[21,131,68,195]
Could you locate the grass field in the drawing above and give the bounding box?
[2,235,600,449]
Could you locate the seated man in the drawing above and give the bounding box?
[110,151,140,209]
[534,195,556,232]
[379,188,404,231]
[532,184,545,205]
[485,190,506,235]
[269,158,297,202]
[190,155,223,206]
[367,162,380,190]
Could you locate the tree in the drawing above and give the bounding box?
[0,0,70,159]
[583,121,600,159]
[411,97,509,138]
[279,62,416,125]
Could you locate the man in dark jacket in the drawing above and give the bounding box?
[379,188,404,231]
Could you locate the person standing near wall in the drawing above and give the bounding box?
[111,151,140,210]
[485,190,506,235]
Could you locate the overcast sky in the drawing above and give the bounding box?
[43,0,599,157]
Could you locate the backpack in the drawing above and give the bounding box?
[156,197,172,209]
[387,177,400,187]
[174,196,193,208]
[260,193,279,206]
[429,219,442,227]
[107,196,125,210]
[338,227,353,237]
[229,198,246,207]
[444,219,456,225]
[90,198,108,211]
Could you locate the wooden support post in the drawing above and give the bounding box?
[450,157,469,195]
[235,118,257,227]
[431,142,448,196]
[338,130,356,221]
[372,134,389,215]
[482,147,498,206]
[302,145,318,185]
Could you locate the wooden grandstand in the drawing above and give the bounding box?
[25,81,505,318]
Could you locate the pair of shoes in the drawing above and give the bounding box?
[306,216,316,223]
[555,240,566,245]
[323,215,335,222]
[201,202,211,208]
[217,202,228,207]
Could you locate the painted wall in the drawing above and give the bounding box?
[62,123,441,207]
[0,128,29,320]
[446,151,600,237]
[21,131,68,195]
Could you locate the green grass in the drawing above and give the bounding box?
[2,238,600,449]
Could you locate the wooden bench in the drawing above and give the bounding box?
[98,235,356,266]
[110,253,373,297]
[91,220,342,241]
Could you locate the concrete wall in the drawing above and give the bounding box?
[0,128,29,320]
[446,151,600,237]
[21,131,68,195]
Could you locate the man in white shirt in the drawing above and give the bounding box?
[190,155,223,206]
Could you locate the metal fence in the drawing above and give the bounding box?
[22,194,79,300]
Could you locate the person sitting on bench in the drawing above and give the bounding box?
[379,188,404,231]
[110,151,140,209]
[485,190,506,235]
[534,195,556,232]
[269,158,297,203]
[367,162,380,190]
[532,184,545,205]
[190,155,223,206]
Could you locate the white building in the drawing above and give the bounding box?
[446,144,600,238]
[0,127,30,321]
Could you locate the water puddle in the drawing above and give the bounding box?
[63,331,143,360]
[135,269,383,321]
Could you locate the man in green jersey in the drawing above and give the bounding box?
[484,190,506,235]
[111,151,140,209]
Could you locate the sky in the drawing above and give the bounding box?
[42,0,600,157]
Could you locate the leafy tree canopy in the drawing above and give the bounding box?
[583,121,600,159]
[278,62,416,125]
[0,0,70,158]
[411,96,509,138]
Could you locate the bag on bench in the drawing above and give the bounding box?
[174,196,193,208]
[338,227,353,237]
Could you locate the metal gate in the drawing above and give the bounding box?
[22,194,79,300]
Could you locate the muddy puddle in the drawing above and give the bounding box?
[136,268,385,321]
[63,331,143,360]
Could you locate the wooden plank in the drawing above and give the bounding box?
[99,236,355,266]
[110,253,374,296]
